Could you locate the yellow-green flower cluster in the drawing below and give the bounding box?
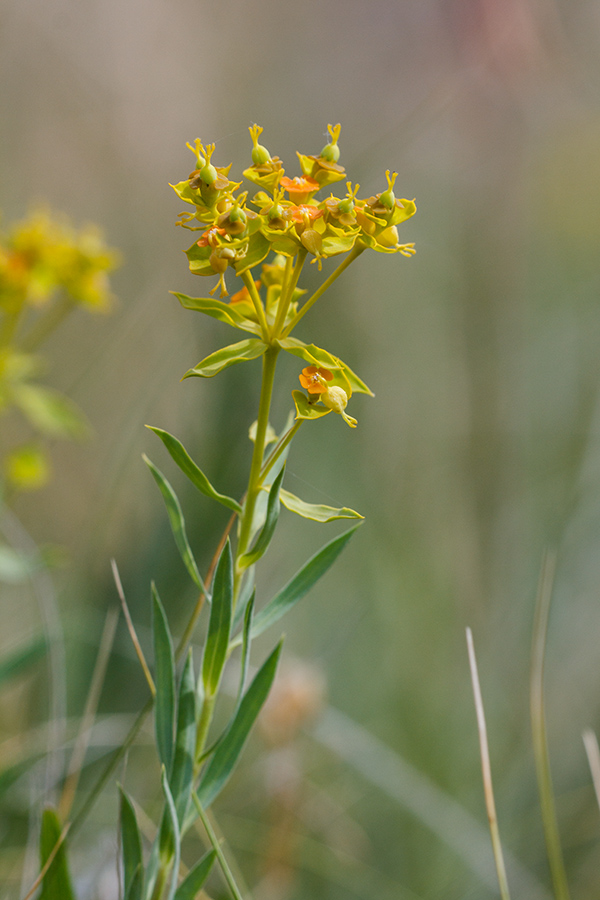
[0,208,119,494]
[171,124,416,298]
[0,207,118,313]
[172,125,416,429]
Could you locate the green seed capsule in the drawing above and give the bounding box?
[252,144,271,165]
[338,197,354,215]
[320,142,340,163]
[200,163,218,185]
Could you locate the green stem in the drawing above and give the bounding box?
[282,243,365,337]
[234,345,279,602]
[239,269,270,341]
[272,247,307,338]
[260,420,302,481]
[19,295,76,352]
[531,553,571,900]
[193,793,247,900]
[195,693,217,771]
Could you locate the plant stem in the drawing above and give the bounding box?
[282,243,365,336]
[240,269,270,341]
[272,247,307,338]
[193,793,247,900]
[530,552,571,900]
[19,296,76,352]
[234,345,279,604]
[260,420,302,481]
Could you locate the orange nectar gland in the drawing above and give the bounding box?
[299,366,357,428]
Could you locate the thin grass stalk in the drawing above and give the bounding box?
[111,559,156,696]
[193,793,247,900]
[530,552,571,900]
[58,607,120,821]
[466,627,511,900]
[582,729,600,814]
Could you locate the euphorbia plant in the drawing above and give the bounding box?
[34,124,416,900]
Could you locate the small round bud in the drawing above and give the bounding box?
[322,385,349,414]
[338,197,354,215]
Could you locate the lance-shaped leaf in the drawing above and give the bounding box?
[39,807,75,900]
[197,640,283,808]
[146,427,242,514]
[170,651,196,827]
[119,788,143,900]
[202,541,233,697]
[292,390,331,422]
[14,383,89,439]
[171,292,262,335]
[238,465,285,569]
[279,336,373,396]
[153,585,176,775]
[174,850,216,900]
[161,768,181,900]
[279,488,363,523]
[144,455,205,591]
[183,338,267,379]
[252,525,361,638]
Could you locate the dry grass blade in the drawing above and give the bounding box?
[111,558,156,696]
[582,729,600,814]
[530,551,571,900]
[58,606,120,821]
[466,627,511,900]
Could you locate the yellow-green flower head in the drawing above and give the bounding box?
[298,366,357,427]
[243,125,284,192]
[297,124,346,188]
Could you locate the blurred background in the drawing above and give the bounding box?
[3,0,600,897]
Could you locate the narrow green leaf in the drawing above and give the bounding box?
[292,389,331,422]
[161,768,181,900]
[146,427,242,514]
[197,641,283,808]
[144,455,205,591]
[126,867,143,900]
[237,591,255,708]
[39,807,75,900]
[0,636,46,684]
[153,585,176,775]
[119,788,143,900]
[14,383,89,438]
[279,337,373,395]
[238,465,285,568]
[252,525,361,638]
[279,488,363,523]
[202,541,233,696]
[170,651,196,827]
[174,850,216,900]
[183,338,267,379]
[171,293,262,335]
